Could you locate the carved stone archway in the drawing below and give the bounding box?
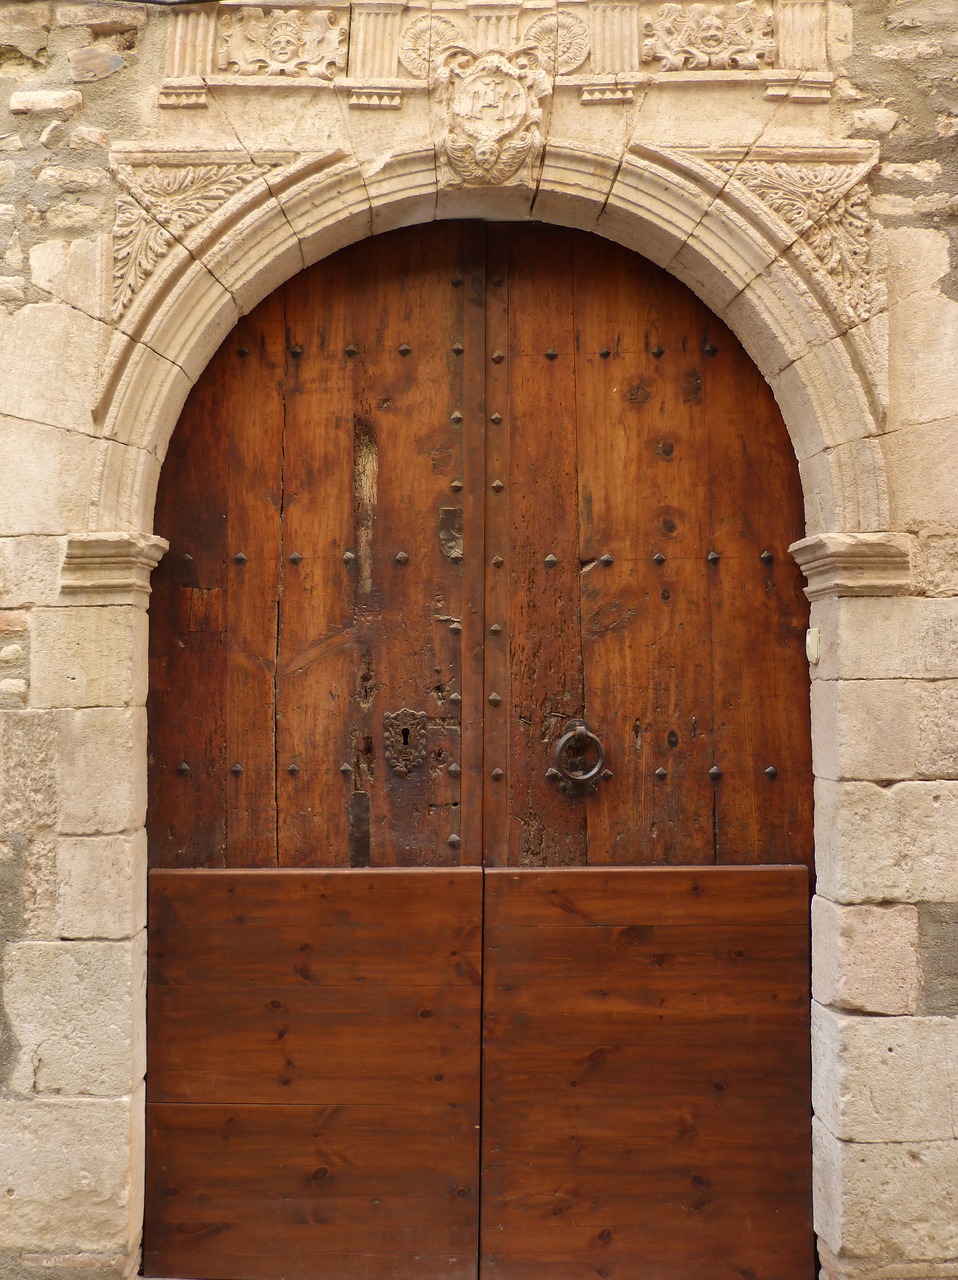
[57,132,912,1280]
[86,142,890,538]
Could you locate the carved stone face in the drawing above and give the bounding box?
[698,13,726,49]
[268,25,302,64]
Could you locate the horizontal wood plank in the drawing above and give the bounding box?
[484,864,809,927]
[480,866,813,1280]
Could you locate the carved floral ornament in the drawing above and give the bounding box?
[642,2,775,71]
[109,148,881,327]
[714,159,884,323]
[112,161,272,319]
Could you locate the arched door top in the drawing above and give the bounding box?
[91,143,888,539]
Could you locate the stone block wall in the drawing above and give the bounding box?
[0,0,955,1277]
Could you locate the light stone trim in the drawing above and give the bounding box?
[158,0,832,108]
[90,142,890,539]
[790,532,913,601]
[60,533,169,606]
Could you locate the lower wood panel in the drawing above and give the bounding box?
[144,868,482,1280]
[480,865,814,1280]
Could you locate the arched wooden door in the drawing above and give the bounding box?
[145,223,814,1280]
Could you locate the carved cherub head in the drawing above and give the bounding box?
[698,10,727,50]
[266,17,304,64]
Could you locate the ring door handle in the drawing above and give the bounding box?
[546,719,612,796]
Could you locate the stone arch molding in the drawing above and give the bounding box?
[85,138,893,558]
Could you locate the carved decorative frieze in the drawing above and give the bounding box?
[642,3,775,72]
[113,162,270,320]
[399,11,589,186]
[160,2,349,107]
[159,0,832,109]
[217,7,347,79]
[725,160,884,323]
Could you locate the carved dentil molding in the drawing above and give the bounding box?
[790,534,912,601]
[112,161,274,320]
[399,11,589,187]
[61,533,170,606]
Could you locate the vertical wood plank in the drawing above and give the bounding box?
[499,225,588,868]
[277,227,473,868]
[224,291,286,867]
[148,331,230,869]
[571,240,714,866]
[704,335,812,870]
[482,225,511,866]
[460,227,487,866]
[275,246,358,866]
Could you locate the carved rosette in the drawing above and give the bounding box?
[112,163,269,320]
[399,11,589,188]
[726,161,884,323]
[642,2,775,71]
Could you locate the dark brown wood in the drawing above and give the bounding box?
[499,226,589,868]
[146,222,815,1280]
[149,222,811,875]
[144,868,482,1279]
[571,237,715,867]
[480,865,814,1280]
[277,226,477,869]
[144,1103,479,1280]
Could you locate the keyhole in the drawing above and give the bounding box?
[402,728,410,745]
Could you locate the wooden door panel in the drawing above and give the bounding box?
[571,236,716,868]
[146,223,815,1280]
[278,225,479,869]
[144,868,482,1280]
[480,866,814,1280]
[495,225,589,869]
[144,1103,479,1276]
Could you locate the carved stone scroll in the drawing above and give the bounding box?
[217,7,347,79]
[642,2,775,71]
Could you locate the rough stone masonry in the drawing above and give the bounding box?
[0,0,957,1277]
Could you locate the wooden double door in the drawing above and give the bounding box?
[145,223,815,1280]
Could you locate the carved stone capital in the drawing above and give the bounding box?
[789,533,913,601]
[61,533,169,606]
